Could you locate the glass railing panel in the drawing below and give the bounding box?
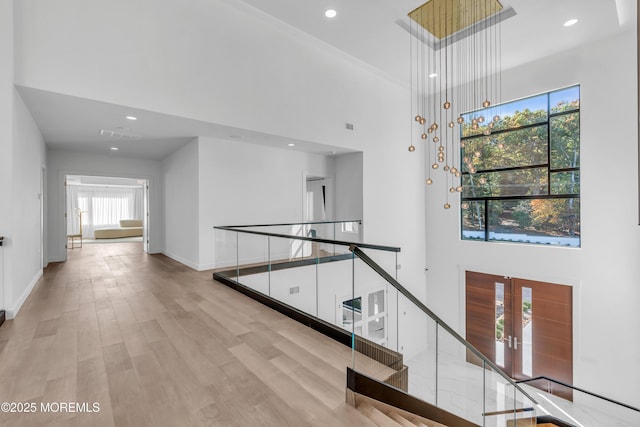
[227,220,362,242]
[334,220,363,244]
[214,228,238,281]
[365,247,398,350]
[403,303,437,403]
[267,235,319,317]
[484,366,537,427]
[518,378,640,427]
[236,232,270,295]
[309,221,334,241]
[229,224,312,242]
[434,323,485,425]
[316,249,353,326]
[351,250,402,386]
[354,250,398,346]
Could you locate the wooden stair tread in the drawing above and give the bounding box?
[387,411,417,427]
[358,403,404,427]
[355,393,447,427]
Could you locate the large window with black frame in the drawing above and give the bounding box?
[460,85,580,247]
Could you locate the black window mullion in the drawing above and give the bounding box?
[549,108,579,119]
[547,92,552,196]
[550,167,579,173]
[461,163,549,175]
[461,121,547,142]
[484,199,489,242]
[462,194,580,202]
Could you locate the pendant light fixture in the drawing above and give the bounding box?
[408,0,506,209]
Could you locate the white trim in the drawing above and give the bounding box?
[147,246,162,255]
[161,251,199,271]
[6,269,42,319]
[198,262,217,271]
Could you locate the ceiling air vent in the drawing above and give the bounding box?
[99,129,142,139]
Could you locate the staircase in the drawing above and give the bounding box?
[356,396,562,427]
[354,394,447,427]
[213,223,640,427]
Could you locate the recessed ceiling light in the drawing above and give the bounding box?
[288,143,295,147]
[563,18,578,27]
[110,147,119,151]
[325,9,337,18]
[125,116,137,121]
[429,73,438,78]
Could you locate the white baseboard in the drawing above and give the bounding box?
[161,251,199,271]
[47,255,66,264]
[6,269,43,319]
[161,253,218,272]
[147,245,163,254]
[197,262,217,271]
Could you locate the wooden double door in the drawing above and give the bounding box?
[465,271,573,387]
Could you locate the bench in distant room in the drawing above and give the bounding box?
[94,219,143,239]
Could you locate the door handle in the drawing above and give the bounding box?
[514,336,519,350]
[507,335,512,348]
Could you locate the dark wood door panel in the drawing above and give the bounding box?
[534,299,572,324]
[533,318,572,342]
[514,278,572,389]
[465,271,511,370]
[515,278,572,302]
[534,353,572,381]
[466,272,573,392]
[533,335,572,360]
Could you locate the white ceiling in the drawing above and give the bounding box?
[18,0,635,161]
[237,0,634,83]
[18,86,355,161]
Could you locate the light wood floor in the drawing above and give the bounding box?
[0,243,379,427]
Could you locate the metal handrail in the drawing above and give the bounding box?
[219,219,362,228]
[349,244,539,406]
[214,225,401,253]
[517,376,640,413]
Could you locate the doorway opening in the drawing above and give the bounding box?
[295,173,334,258]
[304,175,333,223]
[65,175,150,254]
[465,271,573,398]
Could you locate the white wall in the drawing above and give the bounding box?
[0,0,47,319]
[0,0,14,314]
[425,30,640,405]
[335,152,364,221]
[7,92,47,318]
[197,137,335,270]
[162,139,199,269]
[47,150,164,262]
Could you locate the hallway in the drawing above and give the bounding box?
[0,243,374,426]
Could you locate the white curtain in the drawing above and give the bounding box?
[67,185,143,238]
